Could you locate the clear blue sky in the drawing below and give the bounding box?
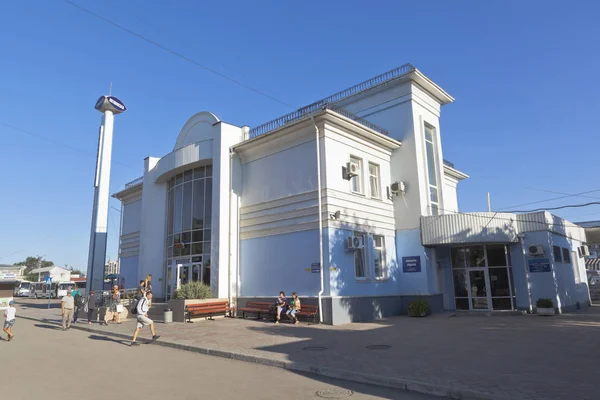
[1,0,599,268]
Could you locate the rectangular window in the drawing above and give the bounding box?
[553,246,562,263]
[572,251,581,284]
[350,156,363,194]
[562,248,571,264]
[353,232,367,279]
[373,235,386,279]
[368,163,381,199]
[424,124,439,215]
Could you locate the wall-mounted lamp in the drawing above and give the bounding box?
[330,210,341,220]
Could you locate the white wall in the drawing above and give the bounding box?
[443,176,459,213]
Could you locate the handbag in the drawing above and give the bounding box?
[116,304,124,313]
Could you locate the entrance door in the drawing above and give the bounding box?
[469,269,490,310]
[452,245,515,311]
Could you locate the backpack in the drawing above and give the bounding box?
[131,298,139,315]
[74,293,82,307]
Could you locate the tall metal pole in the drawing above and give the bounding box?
[86,95,127,292]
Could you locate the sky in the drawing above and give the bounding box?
[0,0,599,269]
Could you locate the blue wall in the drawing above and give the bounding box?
[240,230,321,297]
[119,256,139,290]
[396,230,432,294]
[327,227,399,296]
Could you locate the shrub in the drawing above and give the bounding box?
[174,282,212,300]
[408,298,429,317]
[536,298,554,308]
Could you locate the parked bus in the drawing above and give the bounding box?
[0,280,16,309]
[56,281,87,298]
[13,281,31,297]
[30,282,57,299]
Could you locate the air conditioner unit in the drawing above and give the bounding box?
[528,245,544,257]
[346,236,365,250]
[390,181,405,194]
[580,245,591,257]
[346,161,359,178]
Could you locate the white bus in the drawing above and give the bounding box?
[56,281,87,298]
[13,281,31,297]
[30,282,57,299]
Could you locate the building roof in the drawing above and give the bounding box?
[577,221,600,228]
[249,64,452,140]
[30,266,69,274]
[0,264,23,270]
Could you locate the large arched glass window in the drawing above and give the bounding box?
[166,165,212,285]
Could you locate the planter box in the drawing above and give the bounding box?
[537,307,555,316]
[408,311,427,317]
[168,298,229,323]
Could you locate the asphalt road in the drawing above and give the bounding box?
[2,318,439,400]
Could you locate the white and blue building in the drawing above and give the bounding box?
[113,64,591,324]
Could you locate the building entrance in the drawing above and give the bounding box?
[451,245,516,311]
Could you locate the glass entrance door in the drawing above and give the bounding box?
[452,245,515,311]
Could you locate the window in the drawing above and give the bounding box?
[350,156,363,194]
[562,248,571,264]
[368,163,381,199]
[553,246,563,263]
[353,232,367,279]
[424,124,439,215]
[572,251,581,284]
[373,235,386,279]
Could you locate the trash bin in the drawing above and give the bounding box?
[163,309,173,324]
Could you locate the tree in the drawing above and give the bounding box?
[13,256,54,275]
[70,269,86,277]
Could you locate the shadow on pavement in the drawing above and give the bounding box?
[34,324,62,330]
[88,334,131,347]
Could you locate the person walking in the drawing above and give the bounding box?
[136,280,146,300]
[71,285,82,323]
[3,300,16,341]
[61,290,75,331]
[86,290,97,325]
[286,292,301,325]
[103,285,122,325]
[131,291,160,346]
[144,274,153,306]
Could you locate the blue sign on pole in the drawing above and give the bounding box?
[45,276,53,309]
[528,258,551,273]
[402,256,421,273]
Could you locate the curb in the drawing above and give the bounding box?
[20,315,516,400]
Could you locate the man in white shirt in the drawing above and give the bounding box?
[61,290,75,331]
[131,291,160,346]
[3,300,16,341]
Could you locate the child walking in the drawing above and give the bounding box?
[3,300,16,341]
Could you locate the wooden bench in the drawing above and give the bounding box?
[295,305,319,324]
[237,301,273,320]
[185,301,233,323]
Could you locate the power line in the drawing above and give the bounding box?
[495,188,600,211]
[524,187,600,200]
[509,201,600,214]
[63,0,297,110]
[0,120,138,171]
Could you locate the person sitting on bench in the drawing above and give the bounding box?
[274,291,287,324]
[286,292,301,325]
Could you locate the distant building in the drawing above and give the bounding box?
[0,265,26,281]
[29,266,71,283]
[104,260,120,276]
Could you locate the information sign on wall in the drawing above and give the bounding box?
[528,258,551,273]
[402,256,421,273]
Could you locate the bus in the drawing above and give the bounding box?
[13,281,31,297]
[30,282,57,299]
[56,281,87,298]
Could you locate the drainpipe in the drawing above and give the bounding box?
[228,148,234,308]
[310,115,325,324]
[519,235,533,313]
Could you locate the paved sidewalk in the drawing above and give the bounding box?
[15,299,600,400]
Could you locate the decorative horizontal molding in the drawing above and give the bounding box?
[241,190,318,215]
[241,221,319,240]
